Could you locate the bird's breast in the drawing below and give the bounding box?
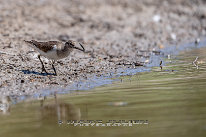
[56,48,73,60]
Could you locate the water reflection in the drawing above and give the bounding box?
[40,94,81,124]
[0,96,11,115]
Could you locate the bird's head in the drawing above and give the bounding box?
[65,40,75,48]
[65,40,85,52]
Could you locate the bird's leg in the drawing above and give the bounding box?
[38,55,48,74]
[52,60,57,76]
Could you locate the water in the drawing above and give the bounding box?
[0,47,206,137]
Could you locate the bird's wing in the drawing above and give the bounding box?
[24,40,61,52]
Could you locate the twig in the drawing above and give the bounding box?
[193,56,199,69]
[160,60,163,70]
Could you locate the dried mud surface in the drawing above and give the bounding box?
[0,0,206,96]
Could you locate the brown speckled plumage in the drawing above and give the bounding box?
[24,40,63,52]
[24,40,85,75]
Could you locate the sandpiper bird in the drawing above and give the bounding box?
[24,40,85,75]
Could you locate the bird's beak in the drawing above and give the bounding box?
[73,43,85,52]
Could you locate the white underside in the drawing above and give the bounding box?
[32,46,61,60]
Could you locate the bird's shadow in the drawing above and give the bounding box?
[21,70,56,76]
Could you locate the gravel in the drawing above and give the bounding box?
[0,0,205,96]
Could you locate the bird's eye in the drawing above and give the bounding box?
[71,43,75,47]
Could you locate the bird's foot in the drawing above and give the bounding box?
[41,68,48,74]
[53,72,57,76]
[53,69,57,76]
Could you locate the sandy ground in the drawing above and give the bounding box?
[0,0,206,96]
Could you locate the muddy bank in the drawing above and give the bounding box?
[0,0,206,96]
